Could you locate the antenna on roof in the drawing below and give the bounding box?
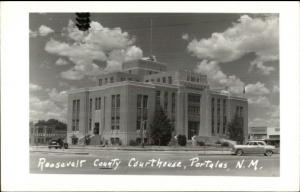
[150,18,153,56]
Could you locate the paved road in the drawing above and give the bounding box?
[30,149,279,176]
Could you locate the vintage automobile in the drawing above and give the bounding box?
[232,140,275,156]
[48,139,68,149]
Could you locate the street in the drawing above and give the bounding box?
[30,148,279,176]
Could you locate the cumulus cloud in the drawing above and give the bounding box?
[245,82,270,96]
[182,33,189,41]
[196,60,244,94]
[30,95,67,122]
[30,88,68,122]
[30,83,43,92]
[39,25,54,36]
[248,96,271,107]
[55,58,69,66]
[187,14,279,75]
[46,20,143,80]
[30,25,54,38]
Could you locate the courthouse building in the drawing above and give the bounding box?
[67,57,248,145]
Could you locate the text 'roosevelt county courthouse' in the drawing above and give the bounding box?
[67,57,248,145]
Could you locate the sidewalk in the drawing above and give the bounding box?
[30,145,233,155]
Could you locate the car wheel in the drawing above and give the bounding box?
[55,147,58,149]
[265,150,273,156]
[48,146,51,149]
[236,149,243,156]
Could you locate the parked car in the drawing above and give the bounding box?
[232,140,275,156]
[48,139,68,149]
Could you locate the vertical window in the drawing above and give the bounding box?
[211,98,215,135]
[72,99,80,131]
[164,92,168,111]
[110,76,114,83]
[95,97,101,110]
[162,77,166,83]
[171,92,176,113]
[111,94,120,130]
[105,78,108,84]
[99,79,102,86]
[155,91,161,110]
[157,78,160,82]
[168,76,172,84]
[223,99,227,134]
[89,99,92,113]
[217,99,220,133]
[136,95,148,131]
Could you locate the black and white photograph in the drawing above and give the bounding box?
[1,1,300,191]
[29,12,280,176]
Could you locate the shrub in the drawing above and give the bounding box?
[221,142,230,147]
[197,141,205,146]
[177,135,187,146]
[129,139,137,146]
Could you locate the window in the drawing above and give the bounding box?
[223,99,226,134]
[94,123,99,134]
[145,79,149,82]
[211,98,215,135]
[111,94,120,130]
[72,99,80,131]
[171,92,176,113]
[151,79,154,82]
[128,70,132,74]
[164,92,168,111]
[168,76,172,84]
[99,79,102,86]
[155,91,161,110]
[137,94,148,130]
[105,78,108,84]
[95,97,101,110]
[157,78,160,82]
[162,77,166,83]
[110,76,114,83]
[217,99,220,133]
[121,77,125,81]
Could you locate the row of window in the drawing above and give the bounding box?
[99,76,114,86]
[145,76,172,84]
[155,91,176,113]
[187,74,203,83]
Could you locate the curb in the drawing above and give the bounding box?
[31,150,89,155]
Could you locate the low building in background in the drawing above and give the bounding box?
[249,126,280,147]
[67,57,248,146]
[30,122,67,146]
[249,126,268,140]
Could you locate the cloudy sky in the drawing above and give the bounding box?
[30,13,279,128]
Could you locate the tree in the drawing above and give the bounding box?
[35,119,67,131]
[150,106,173,146]
[227,115,244,144]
